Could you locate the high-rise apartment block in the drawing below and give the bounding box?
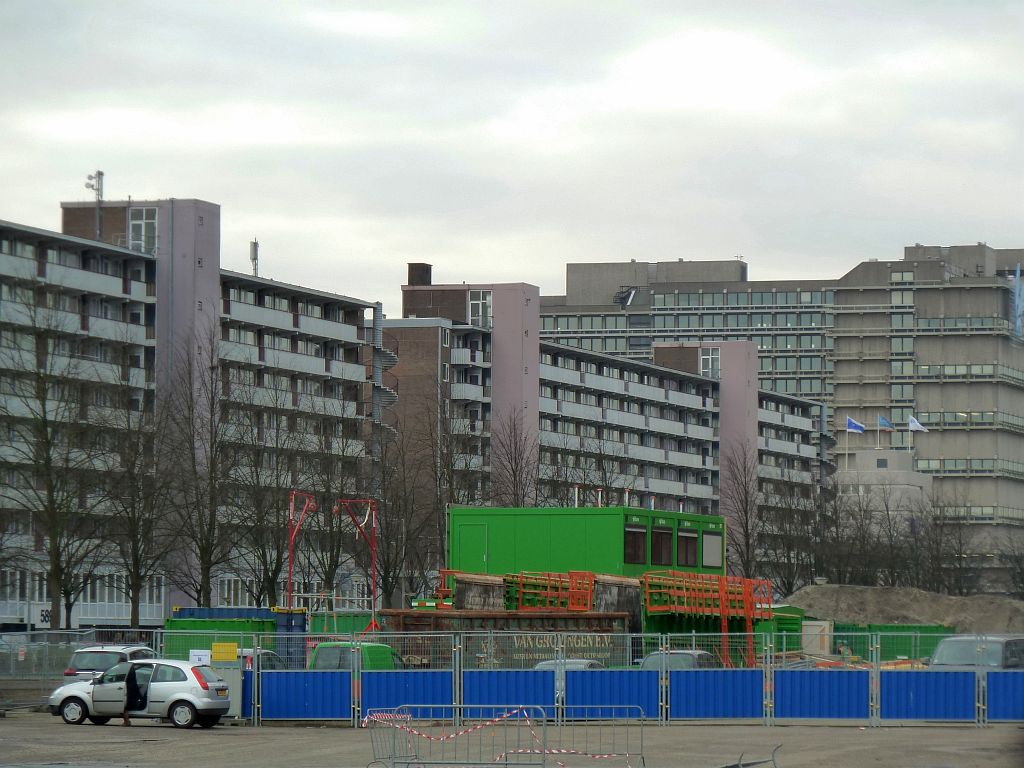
[540,246,1024,527]
[387,265,825,519]
[1,201,385,628]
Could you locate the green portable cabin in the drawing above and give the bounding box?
[448,505,726,578]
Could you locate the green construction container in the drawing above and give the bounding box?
[869,624,955,661]
[162,617,278,660]
[309,612,373,635]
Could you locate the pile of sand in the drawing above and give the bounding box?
[785,585,1024,634]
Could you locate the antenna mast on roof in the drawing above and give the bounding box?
[84,170,104,241]
[250,239,259,276]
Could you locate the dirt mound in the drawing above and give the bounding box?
[785,585,1024,633]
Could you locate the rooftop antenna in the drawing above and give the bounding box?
[250,239,259,277]
[84,170,104,241]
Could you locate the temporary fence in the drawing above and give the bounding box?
[4,628,1023,728]
[364,704,645,768]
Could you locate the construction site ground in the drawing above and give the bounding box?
[1,710,1023,768]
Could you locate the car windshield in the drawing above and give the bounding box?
[931,639,1003,667]
[312,646,353,670]
[71,651,123,671]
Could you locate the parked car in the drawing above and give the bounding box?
[63,645,157,681]
[533,658,605,703]
[639,650,722,675]
[307,641,405,671]
[928,636,1024,670]
[48,658,230,728]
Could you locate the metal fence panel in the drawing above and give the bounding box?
[879,671,976,721]
[669,670,763,720]
[774,670,870,719]
[986,671,1024,721]
[260,669,352,719]
[362,670,454,716]
[462,671,555,718]
[565,670,658,720]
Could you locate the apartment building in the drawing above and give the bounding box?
[389,266,825,524]
[0,219,161,628]
[0,200,386,629]
[539,247,1024,590]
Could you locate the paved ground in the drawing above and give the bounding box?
[1,711,1023,768]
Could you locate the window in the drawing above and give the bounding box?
[442,329,450,347]
[624,525,647,564]
[891,383,914,400]
[651,527,672,566]
[891,290,914,305]
[701,531,723,569]
[891,271,915,283]
[153,664,187,683]
[128,207,157,253]
[891,337,914,354]
[677,530,697,567]
[443,364,450,382]
[469,290,492,327]
[891,313,914,329]
[700,347,720,378]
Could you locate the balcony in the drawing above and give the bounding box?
[558,400,603,421]
[450,347,490,366]
[603,409,646,429]
[45,263,124,297]
[666,390,706,409]
[647,415,690,437]
[451,382,490,401]
[451,418,490,435]
[540,365,582,386]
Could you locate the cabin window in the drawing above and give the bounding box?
[677,531,698,568]
[701,531,723,570]
[651,527,673,566]
[624,525,647,564]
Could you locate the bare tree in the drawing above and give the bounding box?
[489,408,539,507]
[759,469,816,596]
[364,415,437,607]
[999,530,1024,598]
[0,281,110,627]
[221,376,296,607]
[295,396,364,603]
[99,366,175,626]
[719,443,763,578]
[162,326,235,607]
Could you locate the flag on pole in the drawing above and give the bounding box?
[878,416,895,432]
[845,416,865,434]
[908,416,929,433]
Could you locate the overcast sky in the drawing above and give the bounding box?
[2,1,1022,316]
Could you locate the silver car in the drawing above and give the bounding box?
[48,658,230,728]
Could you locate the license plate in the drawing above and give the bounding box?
[216,689,227,697]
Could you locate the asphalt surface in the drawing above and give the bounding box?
[1,711,1023,768]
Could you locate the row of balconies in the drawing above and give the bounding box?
[221,299,362,344]
[219,340,366,381]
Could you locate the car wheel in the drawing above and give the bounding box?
[60,698,88,725]
[169,701,197,729]
[87,716,111,725]
[197,715,221,728]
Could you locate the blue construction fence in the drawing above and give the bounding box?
[221,631,1024,727]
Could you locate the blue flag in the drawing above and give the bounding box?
[878,416,895,432]
[846,416,865,434]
